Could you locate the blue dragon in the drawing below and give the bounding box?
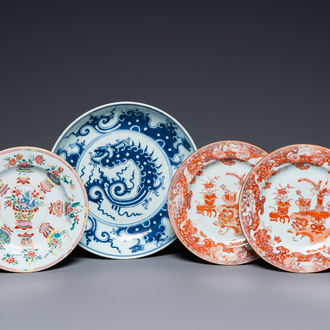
[54,106,194,253]
[85,137,164,215]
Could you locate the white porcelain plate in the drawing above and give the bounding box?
[52,102,196,258]
[168,141,267,264]
[0,147,88,272]
[239,144,330,272]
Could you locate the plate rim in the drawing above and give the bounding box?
[51,101,196,259]
[52,101,197,154]
[167,140,268,265]
[238,143,330,273]
[0,146,89,272]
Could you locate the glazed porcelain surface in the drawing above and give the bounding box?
[168,141,267,264]
[239,144,330,273]
[0,147,88,272]
[52,102,196,258]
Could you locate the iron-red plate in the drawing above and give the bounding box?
[168,141,267,265]
[239,144,330,272]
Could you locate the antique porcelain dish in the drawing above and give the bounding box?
[167,141,267,265]
[52,102,196,258]
[239,144,330,273]
[0,147,88,272]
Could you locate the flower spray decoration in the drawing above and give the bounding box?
[5,188,45,211]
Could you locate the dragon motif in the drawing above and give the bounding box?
[85,138,165,215]
[53,105,195,255]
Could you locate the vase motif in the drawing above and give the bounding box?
[13,205,39,230]
[39,172,60,193]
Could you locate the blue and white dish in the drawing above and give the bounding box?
[52,102,196,258]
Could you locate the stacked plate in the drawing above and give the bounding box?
[1,101,330,273]
[167,141,267,265]
[168,142,330,273]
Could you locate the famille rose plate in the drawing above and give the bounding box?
[239,144,330,273]
[52,102,196,259]
[0,147,88,272]
[168,141,267,265]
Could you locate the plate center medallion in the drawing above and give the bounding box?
[77,130,171,226]
[0,166,49,237]
[187,160,251,245]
